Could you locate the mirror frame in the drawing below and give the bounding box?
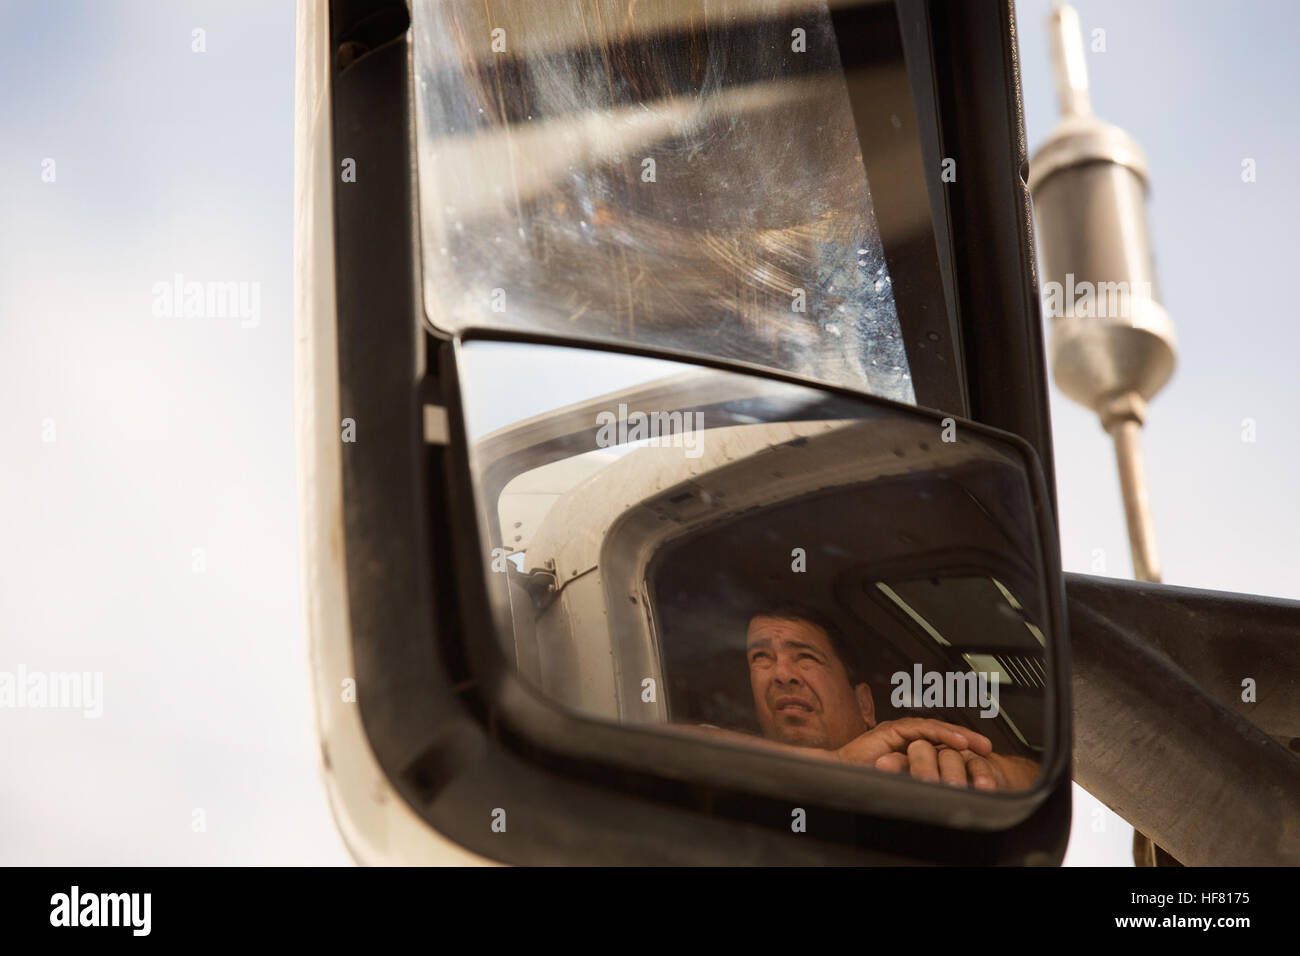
[436,329,1070,852]
[301,0,1071,865]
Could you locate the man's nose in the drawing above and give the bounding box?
[772,657,802,684]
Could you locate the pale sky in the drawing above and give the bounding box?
[2,0,1294,866]
[0,0,348,864]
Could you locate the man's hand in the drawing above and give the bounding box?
[833,718,992,768]
[874,744,1040,792]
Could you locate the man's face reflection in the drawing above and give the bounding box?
[746,615,875,750]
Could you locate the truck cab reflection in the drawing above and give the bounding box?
[461,342,1053,795]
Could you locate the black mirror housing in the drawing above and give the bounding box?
[299,0,1070,866]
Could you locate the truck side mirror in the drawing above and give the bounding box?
[409,335,1071,863]
[297,0,1072,865]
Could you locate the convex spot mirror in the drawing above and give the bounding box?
[452,339,1067,821]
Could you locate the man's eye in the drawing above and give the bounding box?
[798,653,820,663]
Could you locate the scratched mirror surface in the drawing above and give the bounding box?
[414,0,951,404]
[460,341,1050,793]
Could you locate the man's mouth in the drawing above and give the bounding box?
[773,696,815,715]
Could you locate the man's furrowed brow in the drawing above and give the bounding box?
[746,636,826,658]
[783,639,826,657]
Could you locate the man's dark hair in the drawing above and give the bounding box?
[747,601,868,686]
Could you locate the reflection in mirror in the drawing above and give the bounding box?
[459,341,1050,793]
[413,0,956,405]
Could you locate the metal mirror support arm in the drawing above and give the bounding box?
[1067,573,1300,865]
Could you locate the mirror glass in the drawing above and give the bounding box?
[459,341,1051,793]
[413,0,959,407]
